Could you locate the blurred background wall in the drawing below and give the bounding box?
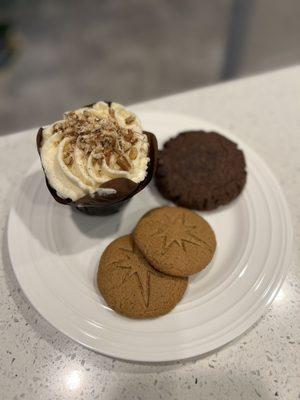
[0,0,300,134]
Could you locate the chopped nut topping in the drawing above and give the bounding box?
[124,130,133,142]
[56,105,143,173]
[125,115,135,125]
[129,147,138,160]
[64,154,73,166]
[116,155,131,171]
[123,142,131,152]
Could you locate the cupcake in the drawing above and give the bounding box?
[37,101,157,215]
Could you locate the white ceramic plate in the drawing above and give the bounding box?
[8,111,293,362]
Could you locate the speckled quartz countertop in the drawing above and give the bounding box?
[1,66,300,400]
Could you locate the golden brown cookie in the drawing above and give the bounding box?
[134,206,216,277]
[97,235,188,319]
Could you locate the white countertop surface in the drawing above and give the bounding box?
[1,66,300,399]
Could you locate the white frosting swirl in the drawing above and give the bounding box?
[40,102,149,201]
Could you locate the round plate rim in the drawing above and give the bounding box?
[7,111,293,362]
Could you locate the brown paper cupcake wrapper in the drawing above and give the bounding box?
[36,103,158,215]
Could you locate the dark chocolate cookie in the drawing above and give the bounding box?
[155,131,247,210]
